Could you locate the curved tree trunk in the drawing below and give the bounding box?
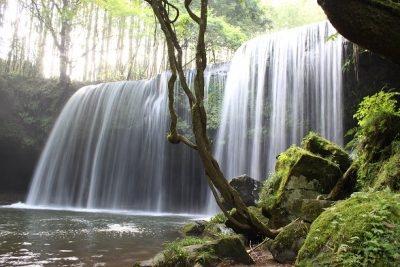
[318,0,400,65]
[145,0,280,239]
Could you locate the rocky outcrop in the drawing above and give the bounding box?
[260,143,343,228]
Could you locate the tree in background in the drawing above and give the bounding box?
[27,0,83,87]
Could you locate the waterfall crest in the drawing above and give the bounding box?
[214,22,343,181]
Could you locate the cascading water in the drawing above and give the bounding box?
[214,22,343,181]
[27,21,344,214]
[26,65,227,213]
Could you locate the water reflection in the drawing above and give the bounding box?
[0,207,191,266]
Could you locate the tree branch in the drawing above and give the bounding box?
[184,0,200,24]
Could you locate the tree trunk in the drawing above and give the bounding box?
[146,0,280,239]
[59,20,71,86]
[83,3,93,81]
[318,0,400,64]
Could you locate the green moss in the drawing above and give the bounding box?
[297,191,400,267]
[258,145,306,209]
[182,222,206,236]
[372,152,400,192]
[267,219,310,263]
[160,237,209,267]
[302,131,352,172]
[158,236,253,267]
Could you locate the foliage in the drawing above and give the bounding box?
[353,91,400,127]
[0,75,79,149]
[209,212,227,224]
[297,191,400,267]
[347,90,400,190]
[265,0,326,31]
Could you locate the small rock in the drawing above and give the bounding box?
[182,221,206,236]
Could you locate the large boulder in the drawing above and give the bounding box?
[260,146,342,228]
[297,191,400,267]
[223,175,262,210]
[302,131,352,172]
[266,219,310,263]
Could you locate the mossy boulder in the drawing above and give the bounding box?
[297,191,400,267]
[182,221,206,236]
[302,131,352,172]
[266,219,310,263]
[222,175,262,210]
[372,151,400,192]
[297,199,335,222]
[136,236,254,267]
[260,145,342,227]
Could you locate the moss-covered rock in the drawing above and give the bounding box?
[182,221,206,236]
[259,145,342,227]
[266,219,310,263]
[372,151,400,192]
[302,131,352,172]
[297,191,400,267]
[136,236,253,267]
[297,199,335,223]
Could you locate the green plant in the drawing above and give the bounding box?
[346,90,400,190]
[353,91,400,128]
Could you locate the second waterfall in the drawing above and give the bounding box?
[215,22,343,181]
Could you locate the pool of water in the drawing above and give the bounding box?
[0,202,197,266]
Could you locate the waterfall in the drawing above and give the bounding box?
[214,22,343,181]
[27,22,344,214]
[26,65,227,213]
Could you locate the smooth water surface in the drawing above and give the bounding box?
[0,204,193,266]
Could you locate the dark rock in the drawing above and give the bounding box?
[223,175,262,210]
[266,219,310,263]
